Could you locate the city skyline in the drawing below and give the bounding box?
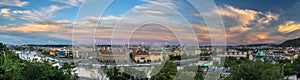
[1,0,300,45]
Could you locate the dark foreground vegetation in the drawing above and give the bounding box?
[0,43,78,80]
[224,56,300,80]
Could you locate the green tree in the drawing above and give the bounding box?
[283,56,300,77]
[123,67,147,79]
[105,67,128,80]
[0,43,78,80]
[224,57,250,68]
[226,61,283,80]
[175,71,196,80]
[195,66,204,80]
[151,61,177,80]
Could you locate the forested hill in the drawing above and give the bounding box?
[279,38,300,47]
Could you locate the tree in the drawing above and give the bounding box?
[0,43,78,80]
[224,57,250,68]
[195,66,204,80]
[283,56,300,77]
[151,61,177,80]
[175,71,196,80]
[225,61,283,80]
[123,67,147,79]
[105,67,120,79]
[105,67,128,80]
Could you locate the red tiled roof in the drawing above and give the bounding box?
[132,52,149,57]
[50,50,57,53]
[101,51,112,54]
[100,50,126,54]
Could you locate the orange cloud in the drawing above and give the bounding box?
[217,5,258,27]
[228,26,251,33]
[278,21,300,33]
[256,34,268,39]
[0,23,60,33]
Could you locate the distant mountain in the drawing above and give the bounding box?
[236,43,279,47]
[279,38,300,47]
[25,44,71,47]
[237,43,269,47]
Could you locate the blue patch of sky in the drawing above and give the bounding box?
[214,0,298,13]
[102,0,147,17]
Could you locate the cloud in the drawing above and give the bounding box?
[0,2,294,45]
[191,5,284,44]
[50,0,85,6]
[34,5,70,19]
[12,10,31,14]
[256,11,279,25]
[144,10,167,15]
[195,5,285,44]
[278,21,300,33]
[0,20,71,33]
[0,15,123,42]
[142,0,176,8]
[131,5,173,17]
[0,19,79,42]
[0,0,28,7]
[194,5,279,33]
[218,5,278,28]
[0,8,36,20]
[218,5,258,27]
[87,15,121,22]
[1,24,60,33]
[0,8,10,17]
[227,27,251,33]
[1,3,186,45]
[0,5,69,21]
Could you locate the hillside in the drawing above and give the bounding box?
[279,38,300,47]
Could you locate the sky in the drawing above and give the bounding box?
[0,0,300,45]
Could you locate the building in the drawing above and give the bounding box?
[132,51,150,63]
[253,51,266,62]
[73,47,96,59]
[49,50,57,56]
[283,50,298,60]
[149,53,163,62]
[58,50,65,57]
[98,48,130,63]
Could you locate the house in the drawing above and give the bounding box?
[132,51,150,63]
[49,50,57,56]
[149,53,163,62]
[98,48,129,63]
[284,50,298,60]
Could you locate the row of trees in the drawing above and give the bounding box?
[224,56,300,80]
[169,54,211,61]
[225,60,283,80]
[282,56,300,77]
[104,61,204,80]
[0,43,78,80]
